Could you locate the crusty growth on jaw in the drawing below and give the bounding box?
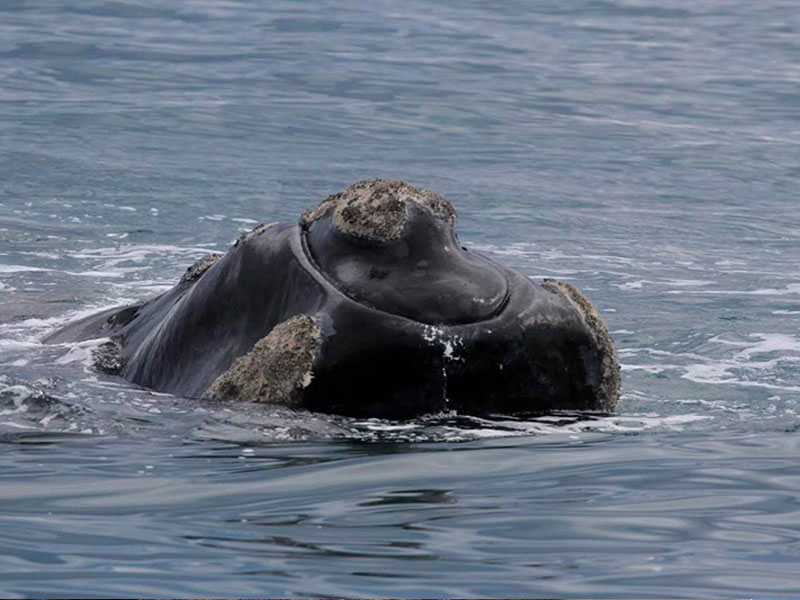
[202,315,321,405]
[92,337,124,375]
[300,179,457,242]
[234,221,277,247]
[542,278,621,412]
[180,253,223,284]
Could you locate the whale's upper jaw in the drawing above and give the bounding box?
[300,179,509,326]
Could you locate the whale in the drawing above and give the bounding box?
[46,180,620,419]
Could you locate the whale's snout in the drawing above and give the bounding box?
[301,179,508,325]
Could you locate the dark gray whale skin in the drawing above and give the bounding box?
[46,180,620,419]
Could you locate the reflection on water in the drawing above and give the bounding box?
[1,434,800,597]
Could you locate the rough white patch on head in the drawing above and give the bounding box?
[301,179,457,242]
[300,370,314,388]
[422,325,464,363]
[234,221,278,247]
[202,315,321,405]
[180,253,223,284]
[422,324,442,343]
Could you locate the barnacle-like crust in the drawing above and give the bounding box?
[300,179,456,241]
[542,278,621,411]
[202,315,321,405]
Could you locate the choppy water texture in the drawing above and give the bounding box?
[2,1,800,597]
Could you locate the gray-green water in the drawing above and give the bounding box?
[1,1,799,597]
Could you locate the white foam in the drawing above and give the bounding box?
[667,283,800,296]
[53,340,104,366]
[73,270,127,278]
[66,244,218,269]
[439,413,712,439]
[0,264,52,274]
[622,364,665,374]
[0,339,41,351]
[710,333,800,360]
[668,333,800,391]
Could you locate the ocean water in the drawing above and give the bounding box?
[1,0,800,597]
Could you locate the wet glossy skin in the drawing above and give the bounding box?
[305,202,508,325]
[46,194,618,419]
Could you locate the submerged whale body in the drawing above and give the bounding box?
[46,180,620,419]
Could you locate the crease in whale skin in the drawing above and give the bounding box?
[44,179,621,419]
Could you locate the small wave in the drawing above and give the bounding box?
[189,405,714,444]
[666,283,800,296]
[0,377,102,437]
[65,243,222,271]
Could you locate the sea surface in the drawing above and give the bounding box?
[1,1,800,597]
